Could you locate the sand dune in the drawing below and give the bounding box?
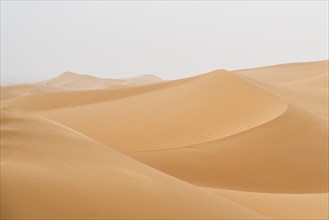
[0,108,265,219]
[1,60,328,219]
[3,70,288,151]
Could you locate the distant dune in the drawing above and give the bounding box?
[1,60,328,219]
[0,72,162,100]
[42,71,163,90]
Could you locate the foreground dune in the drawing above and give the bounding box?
[0,108,265,219]
[1,60,328,219]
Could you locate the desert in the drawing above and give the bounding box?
[1,60,328,219]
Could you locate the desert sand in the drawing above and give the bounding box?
[1,60,328,219]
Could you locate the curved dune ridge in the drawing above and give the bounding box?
[1,60,328,219]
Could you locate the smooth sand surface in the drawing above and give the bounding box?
[1,108,265,219]
[1,60,328,219]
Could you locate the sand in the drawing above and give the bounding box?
[1,60,328,219]
[1,108,264,219]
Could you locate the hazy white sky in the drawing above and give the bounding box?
[1,1,328,85]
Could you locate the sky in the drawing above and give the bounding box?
[1,1,328,85]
